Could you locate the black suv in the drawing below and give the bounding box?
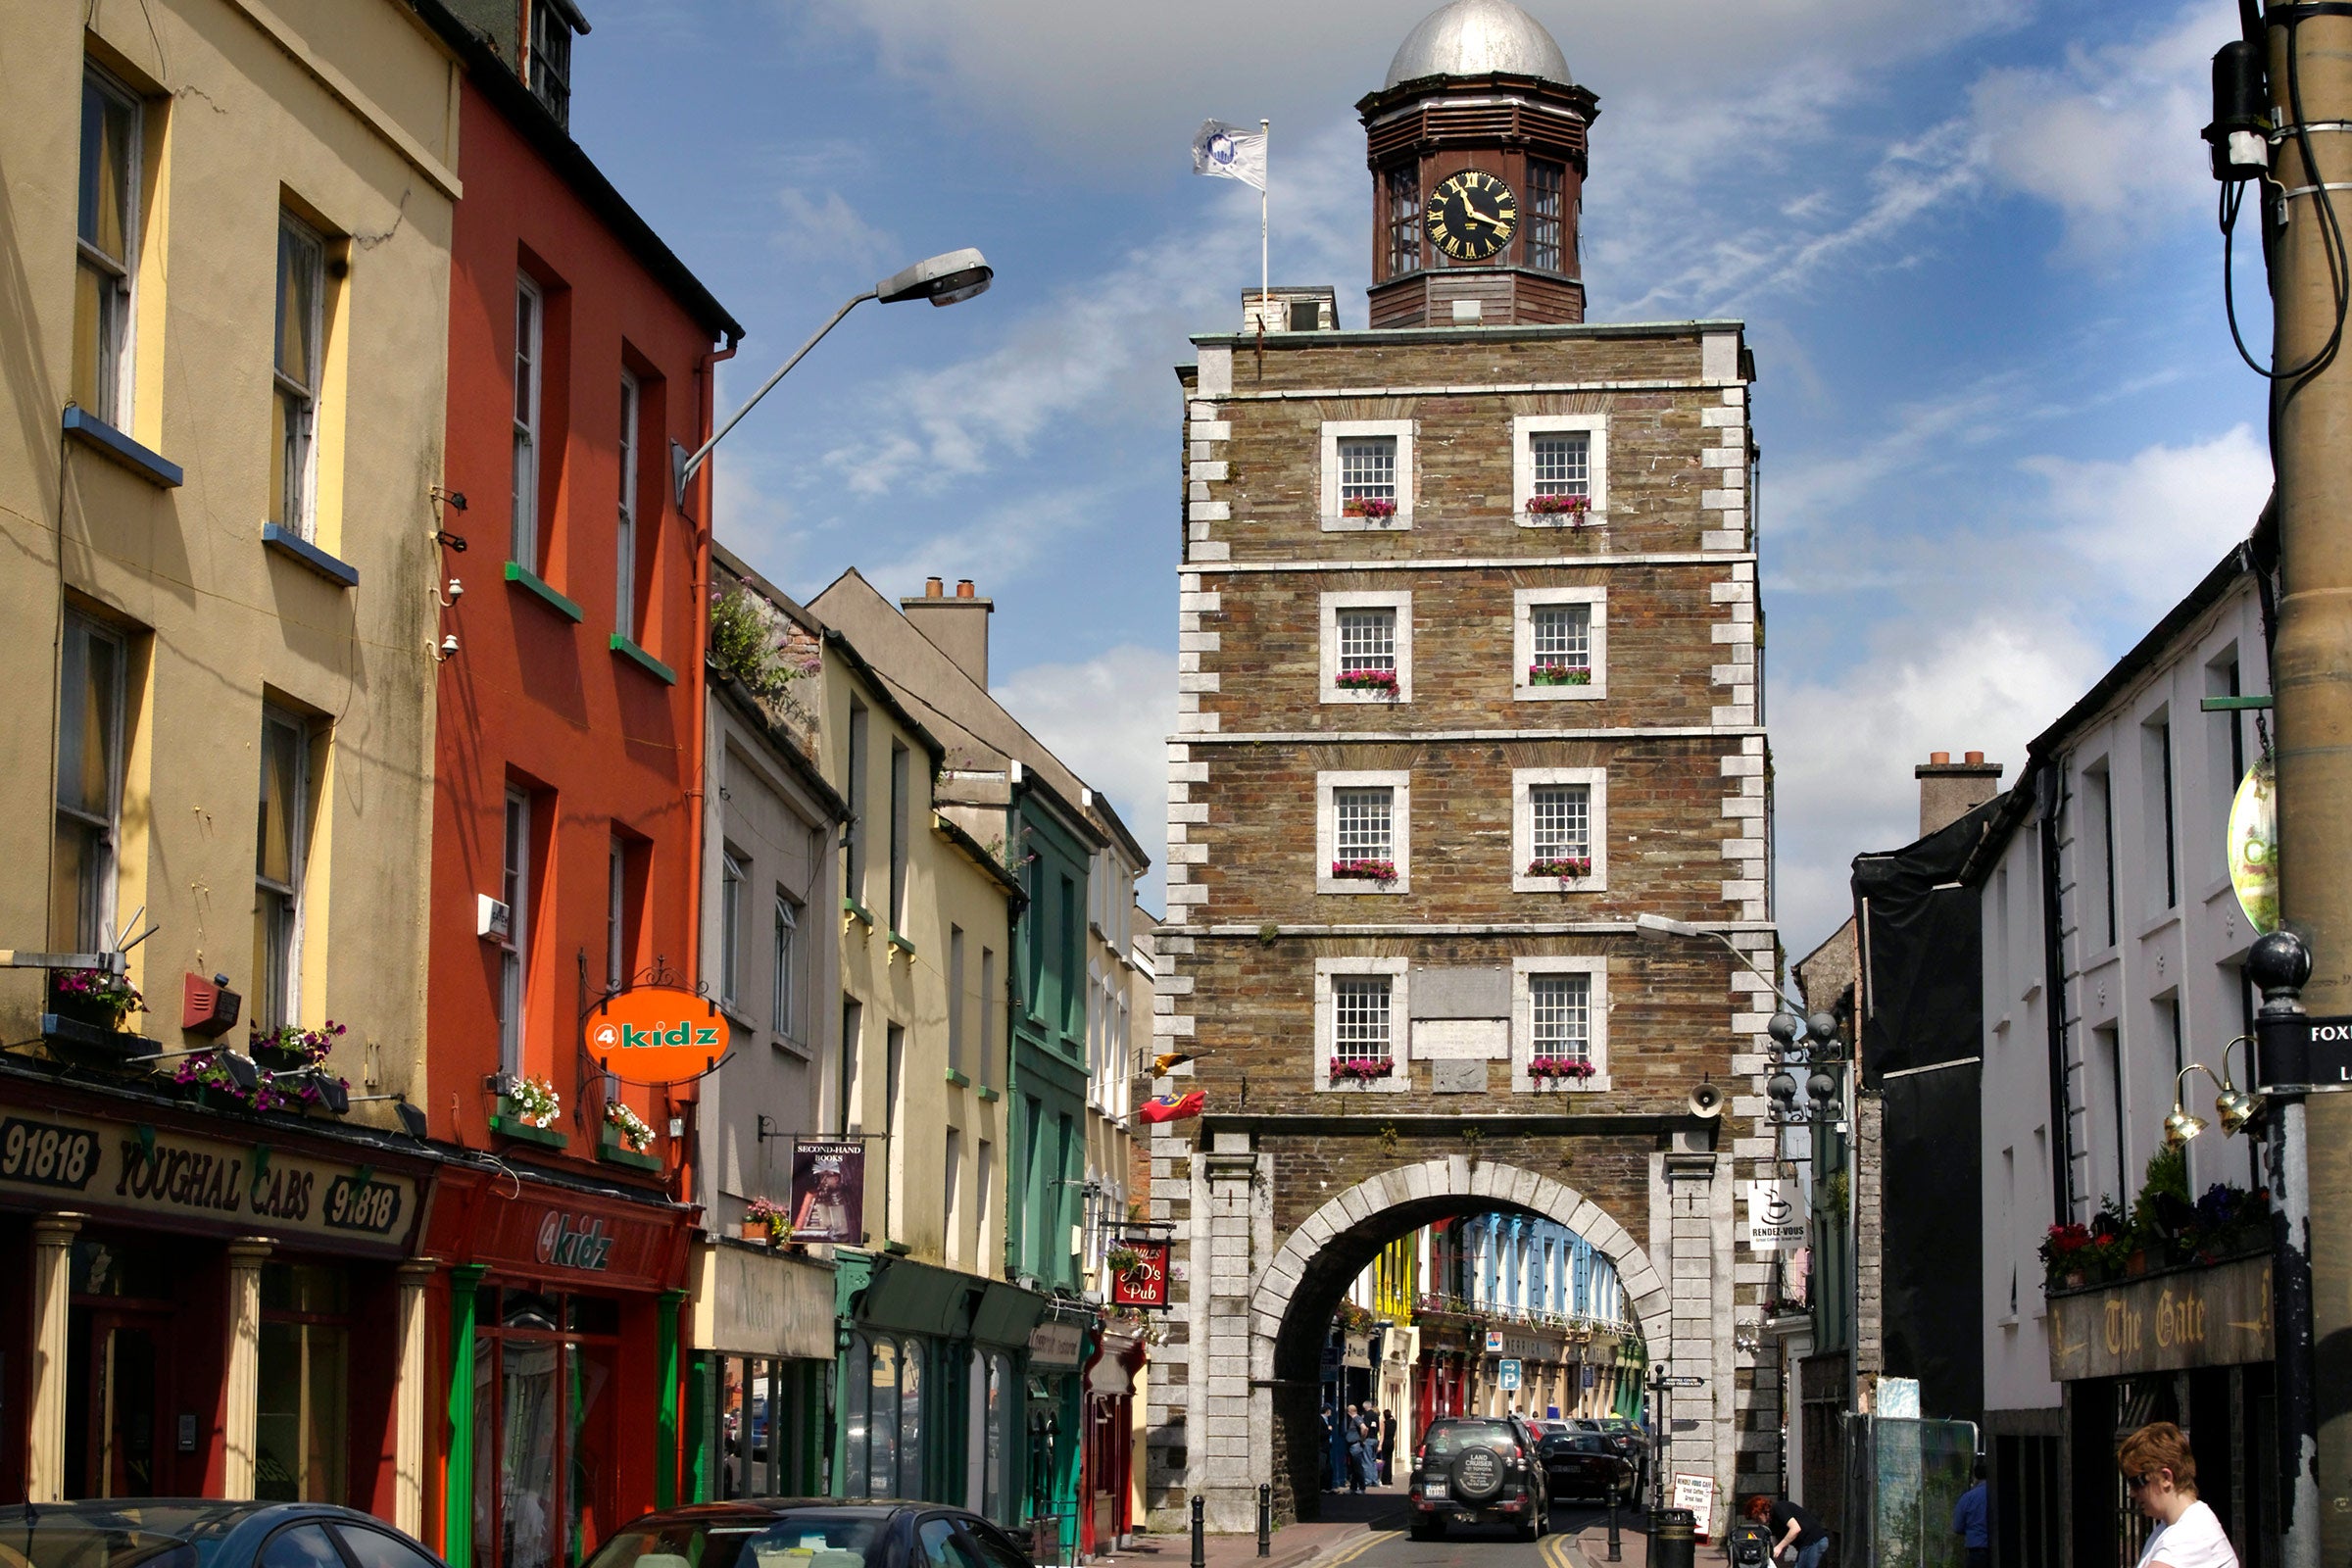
[1407,1415,1551,1541]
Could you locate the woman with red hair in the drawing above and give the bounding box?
[2120,1422,2237,1567]
[1743,1492,1830,1567]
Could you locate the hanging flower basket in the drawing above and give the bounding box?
[1524,494,1592,522]
[1341,497,1398,521]
[1335,668,1400,695]
[250,1020,344,1073]
[1329,858,1397,883]
[507,1075,562,1129]
[1527,663,1592,687]
[1329,1055,1396,1082]
[1526,857,1592,879]
[604,1099,657,1153]
[1106,1247,1146,1279]
[48,966,143,1031]
[1529,1055,1597,1082]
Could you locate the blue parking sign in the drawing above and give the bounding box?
[1498,1358,1522,1390]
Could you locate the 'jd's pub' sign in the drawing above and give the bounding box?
[586,985,725,1085]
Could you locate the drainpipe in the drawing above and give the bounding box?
[2034,760,2076,1225]
[678,327,738,1216]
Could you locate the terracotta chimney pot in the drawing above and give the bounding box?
[923,576,944,598]
[1929,751,1950,765]
[956,579,976,599]
[1964,750,1984,764]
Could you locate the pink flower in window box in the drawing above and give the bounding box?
[1527,663,1592,686]
[1524,494,1592,520]
[1336,668,1399,694]
[1329,1055,1396,1081]
[1342,497,1398,520]
[1526,857,1592,879]
[1330,858,1398,883]
[1528,1055,1596,1080]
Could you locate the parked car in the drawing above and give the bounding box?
[0,1501,453,1568]
[582,1501,1035,1568]
[1406,1415,1551,1542]
[1596,1417,1652,1490]
[1537,1430,1638,1506]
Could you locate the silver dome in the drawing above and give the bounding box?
[1384,0,1571,88]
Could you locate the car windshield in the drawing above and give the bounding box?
[1560,1436,1609,1454]
[1422,1421,1513,1456]
[0,1506,255,1568]
[582,1514,887,1568]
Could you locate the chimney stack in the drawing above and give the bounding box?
[901,576,994,688]
[1916,750,2005,837]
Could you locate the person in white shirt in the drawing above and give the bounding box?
[2120,1421,2239,1568]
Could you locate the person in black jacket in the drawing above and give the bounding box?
[1744,1493,1831,1568]
[1380,1408,1396,1486]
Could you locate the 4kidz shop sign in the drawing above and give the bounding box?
[585,984,727,1085]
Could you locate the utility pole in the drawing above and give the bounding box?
[2250,2,2352,1558]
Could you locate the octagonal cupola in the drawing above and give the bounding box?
[1360,0,1598,327]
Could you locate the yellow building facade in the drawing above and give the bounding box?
[0,0,455,1514]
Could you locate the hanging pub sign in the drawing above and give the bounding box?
[2229,756,2279,936]
[585,984,726,1085]
[1109,1237,1171,1308]
[789,1138,866,1243]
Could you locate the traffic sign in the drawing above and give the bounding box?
[1657,1375,1704,1389]
[1498,1358,1522,1390]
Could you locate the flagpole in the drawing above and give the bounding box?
[1260,118,1271,316]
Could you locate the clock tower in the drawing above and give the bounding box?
[1360,0,1597,327]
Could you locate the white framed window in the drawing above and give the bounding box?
[1513,587,1607,701]
[512,275,544,570]
[1512,414,1609,526]
[74,66,140,426]
[1320,590,1412,704]
[254,707,310,1033]
[1316,769,1411,894]
[1512,766,1608,892]
[498,788,531,1076]
[774,887,803,1046]
[53,612,126,952]
[615,369,640,638]
[720,845,747,1008]
[1510,956,1610,1092]
[1319,418,1414,530]
[271,213,326,539]
[1315,956,1410,1095]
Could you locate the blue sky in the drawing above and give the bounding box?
[572,0,2273,951]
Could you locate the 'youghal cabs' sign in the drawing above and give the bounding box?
[0,1109,418,1250]
[2046,1254,2273,1382]
[586,985,726,1084]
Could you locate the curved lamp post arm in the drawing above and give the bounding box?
[673,287,876,507]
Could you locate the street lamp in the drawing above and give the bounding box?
[670,247,995,506]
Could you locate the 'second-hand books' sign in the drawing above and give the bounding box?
[0,1109,417,1248]
[585,985,726,1084]
[788,1139,865,1242]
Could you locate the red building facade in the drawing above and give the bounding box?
[413,4,740,1563]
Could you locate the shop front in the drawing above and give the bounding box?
[686,1237,836,1499]
[0,1070,435,1521]
[1025,1311,1094,1564]
[834,1250,1045,1525]
[1080,1327,1147,1557]
[422,1165,696,1568]
[1414,1325,1470,1439]
[2045,1255,2278,1568]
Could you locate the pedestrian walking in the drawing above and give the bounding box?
[1321,1402,1337,1492]
[1353,1406,1381,1492]
[1380,1408,1397,1487]
[1744,1493,1831,1568]
[1344,1402,1366,1494]
[1952,1456,1990,1568]
[2120,1422,2238,1567]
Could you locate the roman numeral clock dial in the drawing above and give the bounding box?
[1425,170,1518,263]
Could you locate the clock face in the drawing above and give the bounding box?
[1425,170,1517,263]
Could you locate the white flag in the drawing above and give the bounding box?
[1192,120,1266,191]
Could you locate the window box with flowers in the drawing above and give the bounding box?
[1526,663,1592,688]
[1321,591,1412,705]
[1511,958,1610,1093]
[493,1075,567,1147]
[743,1197,790,1247]
[1329,1054,1396,1083]
[1513,590,1607,702]
[1335,668,1399,696]
[1341,497,1397,523]
[1522,493,1593,526]
[250,1019,344,1074]
[1512,767,1607,893]
[599,1100,661,1169]
[41,968,154,1064]
[1317,958,1409,1095]
[1329,858,1398,883]
[1319,419,1415,531]
[1317,771,1411,895]
[1527,1055,1597,1084]
[1525,857,1592,880]
[1513,415,1608,528]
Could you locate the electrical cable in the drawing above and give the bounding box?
[2220,8,2352,384]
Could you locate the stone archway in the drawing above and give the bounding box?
[1229,1157,1671,1525]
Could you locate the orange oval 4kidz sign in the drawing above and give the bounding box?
[586,986,726,1084]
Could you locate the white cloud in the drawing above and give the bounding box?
[993,645,1179,913]
[1968,0,2230,260]
[773,186,898,268]
[1772,612,2105,951]
[2022,422,2270,619]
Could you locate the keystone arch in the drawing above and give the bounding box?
[1240,1157,1669,1522]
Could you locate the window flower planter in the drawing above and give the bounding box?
[1528,1055,1597,1082]
[1526,663,1592,687]
[1329,1055,1396,1082]
[1526,857,1592,879]
[1341,497,1398,521]
[506,1074,562,1129]
[1524,494,1592,523]
[745,1197,791,1246]
[250,1019,344,1074]
[1329,858,1397,883]
[1335,668,1399,695]
[48,966,142,1032]
[603,1099,657,1154]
